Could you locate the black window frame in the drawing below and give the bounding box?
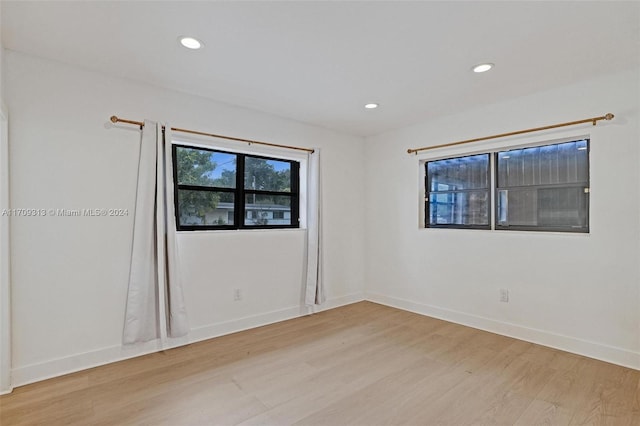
[494,139,590,233]
[172,144,300,231]
[424,153,491,230]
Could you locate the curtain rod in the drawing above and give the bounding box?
[109,116,315,154]
[407,113,614,155]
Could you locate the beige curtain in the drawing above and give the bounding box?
[123,121,188,344]
[305,150,325,305]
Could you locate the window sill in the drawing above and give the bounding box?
[419,227,590,237]
[176,227,306,235]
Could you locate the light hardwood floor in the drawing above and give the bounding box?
[1,301,638,425]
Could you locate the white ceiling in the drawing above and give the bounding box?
[2,1,639,137]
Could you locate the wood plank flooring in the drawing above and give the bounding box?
[1,301,638,425]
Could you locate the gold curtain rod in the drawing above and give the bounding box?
[407,113,615,155]
[110,116,315,154]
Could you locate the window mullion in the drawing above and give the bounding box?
[490,152,496,230]
[236,154,245,229]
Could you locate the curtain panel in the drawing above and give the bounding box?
[305,150,325,306]
[123,121,188,345]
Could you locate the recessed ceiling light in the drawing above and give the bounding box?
[179,36,203,50]
[365,103,379,109]
[473,63,494,73]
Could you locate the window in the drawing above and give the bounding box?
[496,139,589,232]
[173,145,300,230]
[423,138,590,233]
[425,154,490,229]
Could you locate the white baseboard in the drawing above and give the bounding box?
[11,292,365,389]
[366,292,640,371]
[186,292,365,344]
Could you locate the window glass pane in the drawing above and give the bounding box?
[498,140,588,187]
[522,146,538,186]
[175,147,236,188]
[244,157,291,192]
[427,154,488,191]
[575,140,589,181]
[496,139,589,232]
[244,194,292,226]
[538,187,588,228]
[504,149,524,187]
[497,187,587,229]
[426,154,489,228]
[177,189,234,226]
[497,188,538,226]
[428,190,489,226]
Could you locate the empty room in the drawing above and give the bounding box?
[0,1,639,425]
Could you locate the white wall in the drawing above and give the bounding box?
[5,50,366,385]
[365,69,640,369]
[0,1,3,101]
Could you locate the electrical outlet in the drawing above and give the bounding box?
[233,288,242,301]
[499,288,509,303]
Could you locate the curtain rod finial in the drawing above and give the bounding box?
[605,113,614,120]
[110,115,119,123]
